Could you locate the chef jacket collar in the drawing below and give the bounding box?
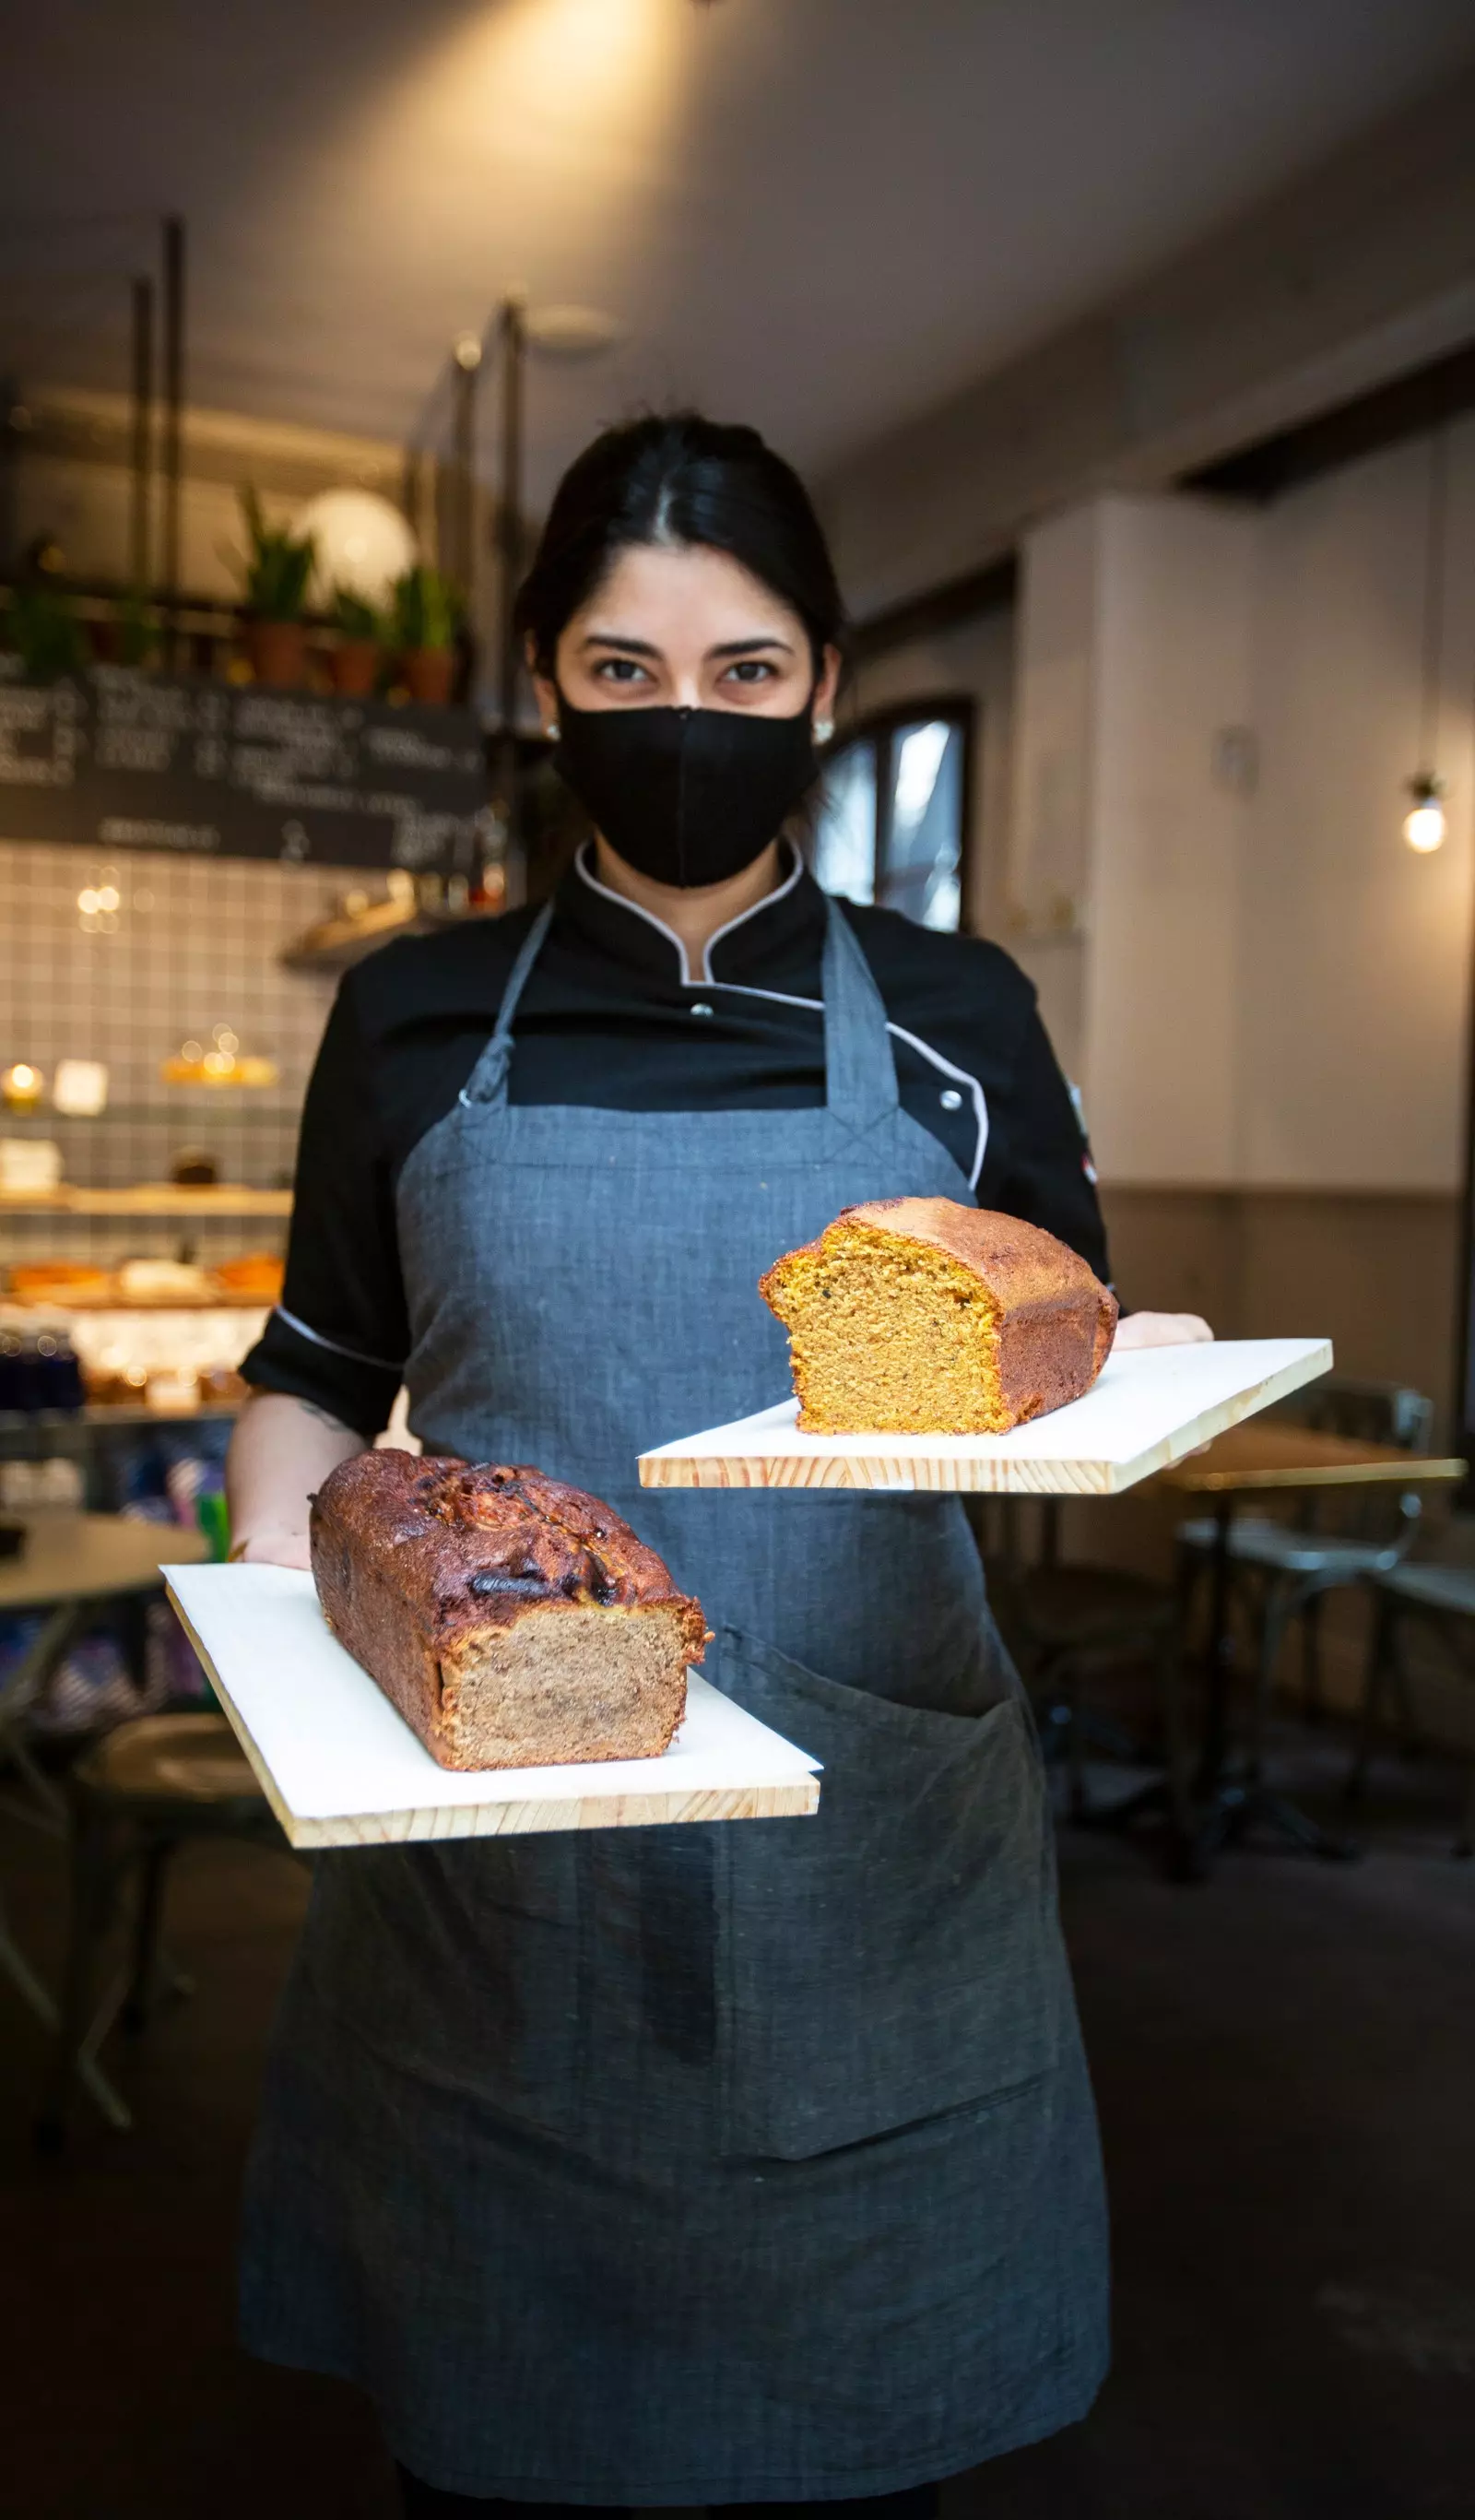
[559,838,829,989]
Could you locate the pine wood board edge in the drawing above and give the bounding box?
[282,1778,820,1847]
[638,1339,1334,1497]
[166,1579,820,1847]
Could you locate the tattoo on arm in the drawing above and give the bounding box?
[298,1398,359,1436]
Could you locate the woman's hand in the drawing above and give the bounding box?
[226,1390,364,1571]
[1112,1309,1213,1350]
[228,1528,313,1570]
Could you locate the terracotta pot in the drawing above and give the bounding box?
[330,637,381,697]
[402,645,454,705]
[245,618,310,688]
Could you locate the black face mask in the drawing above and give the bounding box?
[552,701,818,889]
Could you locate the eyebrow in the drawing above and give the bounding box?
[578,632,796,659]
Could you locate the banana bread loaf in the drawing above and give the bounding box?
[311,1450,707,1770]
[759,1197,1117,1435]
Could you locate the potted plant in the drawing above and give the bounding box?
[327,586,383,696]
[391,563,462,704]
[113,587,161,668]
[236,487,315,686]
[7,580,88,680]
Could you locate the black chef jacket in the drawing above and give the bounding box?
[242,844,1110,1437]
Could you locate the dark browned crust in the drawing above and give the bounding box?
[310,1451,707,1770]
[759,1198,1118,1433]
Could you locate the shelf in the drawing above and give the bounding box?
[0,1402,242,1434]
[2,1106,300,1127]
[0,1187,290,1217]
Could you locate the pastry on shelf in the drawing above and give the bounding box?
[115,1257,214,1304]
[8,1261,112,1307]
[84,1366,151,1406]
[211,1252,285,1302]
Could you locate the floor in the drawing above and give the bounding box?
[3,1724,1474,2520]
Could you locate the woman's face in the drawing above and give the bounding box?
[531,540,840,731]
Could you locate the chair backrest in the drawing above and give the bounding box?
[1272,1374,1434,1545]
[1295,1376,1434,1452]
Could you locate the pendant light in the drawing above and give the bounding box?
[1402,429,1449,853]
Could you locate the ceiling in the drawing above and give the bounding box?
[3,0,1475,513]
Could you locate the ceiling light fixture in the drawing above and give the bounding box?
[1403,430,1450,855]
[1403,774,1446,855]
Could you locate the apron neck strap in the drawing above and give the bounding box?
[459,901,556,1108]
[460,892,897,1127]
[822,897,899,1129]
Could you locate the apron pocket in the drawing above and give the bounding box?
[712,1625,1063,2160]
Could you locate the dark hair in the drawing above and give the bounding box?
[513,411,845,677]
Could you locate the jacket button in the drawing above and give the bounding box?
[938,1087,963,1111]
[690,1002,715,1019]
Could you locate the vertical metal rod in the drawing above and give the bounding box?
[1418,426,1448,772]
[497,298,525,741]
[400,444,423,547]
[160,214,185,660]
[128,276,154,592]
[452,351,478,601]
[496,298,526,898]
[0,380,20,583]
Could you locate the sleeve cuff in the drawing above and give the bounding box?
[240,1307,404,1441]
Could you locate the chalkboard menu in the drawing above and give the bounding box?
[0,665,489,873]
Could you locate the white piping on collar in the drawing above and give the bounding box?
[569,846,987,1187]
[707,977,990,1193]
[573,840,804,988]
[695,843,804,981]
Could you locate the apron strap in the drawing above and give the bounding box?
[459,892,897,1125]
[822,898,900,1130]
[459,901,557,1109]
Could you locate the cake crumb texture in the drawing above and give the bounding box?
[310,1451,706,1770]
[759,1197,1117,1434]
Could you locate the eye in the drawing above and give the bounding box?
[719,658,779,685]
[592,656,654,684]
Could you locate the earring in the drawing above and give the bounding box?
[814,716,833,744]
[545,720,560,740]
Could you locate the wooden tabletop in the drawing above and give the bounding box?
[0,1513,208,1612]
[1156,1422,1467,1495]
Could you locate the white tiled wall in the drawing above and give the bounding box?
[0,839,342,1261]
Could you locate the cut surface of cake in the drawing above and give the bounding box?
[311,1450,706,1771]
[759,1198,1118,1436]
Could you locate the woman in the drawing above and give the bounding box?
[230,413,1208,2516]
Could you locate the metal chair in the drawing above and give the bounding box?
[35,1711,282,2146]
[1348,1561,1475,1858]
[1176,1377,1434,1766]
[977,1498,1193,1850]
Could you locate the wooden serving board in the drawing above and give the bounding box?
[638,1336,1333,1497]
[163,1563,820,1850]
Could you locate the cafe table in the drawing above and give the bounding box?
[0,1512,209,2123]
[1154,1424,1465,1870]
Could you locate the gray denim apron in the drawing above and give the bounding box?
[240,897,1109,2502]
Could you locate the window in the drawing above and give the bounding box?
[810,701,972,930]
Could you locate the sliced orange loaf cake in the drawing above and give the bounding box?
[759,1197,1118,1436]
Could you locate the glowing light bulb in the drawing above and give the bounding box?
[1404,801,1446,852]
[1402,775,1446,854]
